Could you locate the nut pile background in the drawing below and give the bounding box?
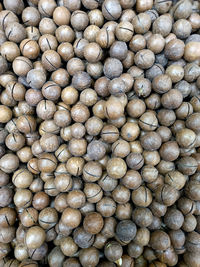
[0,0,200,266]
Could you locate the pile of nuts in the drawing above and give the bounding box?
[0,0,200,266]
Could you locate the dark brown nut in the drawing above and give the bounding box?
[169,229,185,251]
[164,208,184,230]
[116,220,137,242]
[72,71,92,92]
[145,63,164,81]
[104,241,123,262]
[103,58,123,79]
[155,246,178,266]
[126,152,144,170]
[134,228,150,248]
[150,200,167,217]
[157,109,176,127]
[73,227,94,249]
[140,132,162,151]
[132,207,153,228]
